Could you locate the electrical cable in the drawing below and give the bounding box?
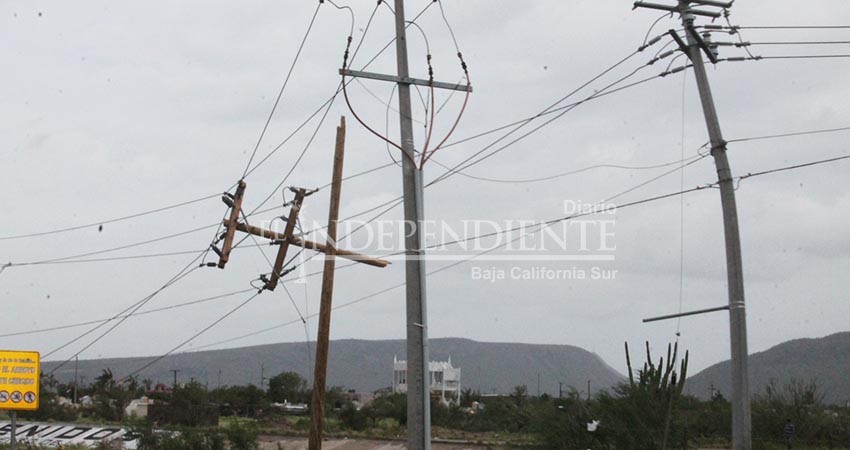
[9,223,217,267]
[245,86,339,218]
[427,153,704,185]
[721,54,850,62]
[429,58,679,186]
[676,67,688,337]
[0,194,219,241]
[737,25,850,30]
[241,2,322,179]
[118,290,264,382]
[238,211,307,326]
[45,249,209,373]
[193,145,850,349]
[423,28,680,182]
[722,9,756,59]
[241,2,432,179]
[736,154,850,181]
[744,41,850,46]
[419,1,471,166]
[187,150,718,350]
[727,125,850,144]
[0,288,254,338]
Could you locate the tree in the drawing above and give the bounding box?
[511,385,529,407]
[266,371,308,404]
[211,385,267,418]
[89,368,139,422]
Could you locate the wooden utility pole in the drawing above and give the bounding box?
[633,2,751,449]
[308,117,346,450]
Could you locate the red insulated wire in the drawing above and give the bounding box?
[421,69,471,167]
[420,83,437,167]
[340,38,418,166]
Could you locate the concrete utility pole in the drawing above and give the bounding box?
[171,369,180,388]
[634,2,751,449]
[682,18,752,450]
[394,1,431,447]
[341,2,471,447]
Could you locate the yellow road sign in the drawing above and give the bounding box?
[0,350,39,411]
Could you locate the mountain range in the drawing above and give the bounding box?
[43,332,850,405]
[687,331,850,405]
[43,338,625,397]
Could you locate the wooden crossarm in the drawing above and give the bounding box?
[222,219,390,269]
[217,180,246,269]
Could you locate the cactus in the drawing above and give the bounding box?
[624,341,690,449]
[625,341,689,399]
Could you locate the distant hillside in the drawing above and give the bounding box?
[687,332,850,405]
[43,338,624,396]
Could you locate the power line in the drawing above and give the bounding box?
[293,67,697,242]
[724,54,850,62]
[429,61,683,186]
[736,25,850,30]
[727,125,850,144]
[0,194,219,241]
[7,250,206,267]
[742,41,850,46]
[189,154,710,350]
[241,2,323,179]
[244,2,436,217]
[3,160,398,269]
[119,290,264,382]
[737,154,850,181]
[45,250,209,373]
[188,151,850,351]
[241,1,434,179]
[7,223,217,267]
[245,89,339,218]
[1,288,254,338]
[32,150,849,358]
[428,154,704,184]
[0,2,453,258]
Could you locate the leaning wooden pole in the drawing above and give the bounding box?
[308,116,346,450]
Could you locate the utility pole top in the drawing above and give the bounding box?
[633,0,730,18]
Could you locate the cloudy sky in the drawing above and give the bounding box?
[2,0,849,381]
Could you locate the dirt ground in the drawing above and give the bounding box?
[258,437,742,450]
[260,436,492,450]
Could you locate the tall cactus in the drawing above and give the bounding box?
[625,341,689,397]
[624,341,690,449]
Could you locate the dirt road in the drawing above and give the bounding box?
[260,437,492,450]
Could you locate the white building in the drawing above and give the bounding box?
[125,396,155,418]
[392,356,461,405]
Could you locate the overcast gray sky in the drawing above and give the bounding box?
[2,1,849,379]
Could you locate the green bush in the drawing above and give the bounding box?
[222,420,260,450]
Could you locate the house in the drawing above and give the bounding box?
[392,356,461,405]
[125,396,155,418]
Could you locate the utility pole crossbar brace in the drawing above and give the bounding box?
[643,305,730,323]
[339,69,472,92]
